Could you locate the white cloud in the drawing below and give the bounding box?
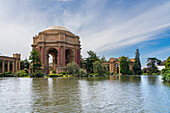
[0,0,170,61]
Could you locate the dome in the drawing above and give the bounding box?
[44,26,70,32]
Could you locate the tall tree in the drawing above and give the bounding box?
[100,56,107,63]
[146,57,161,74]
[29,49,42,72]
[20,60,24,70]
[120,56,130,75]
[84,50,100,73]
[24,59,29,69]
[133,49,142,75]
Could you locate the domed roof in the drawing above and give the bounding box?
[44,26,70,32]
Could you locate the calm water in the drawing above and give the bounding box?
[0,75,169,113]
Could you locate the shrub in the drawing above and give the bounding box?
[162,69,170,82]
[52,70,56,74]
[107,71,110,75]
[93,61,107,75]
[49,74,58,77]
[114,72,118,75]
[0,73,4,77]
[111,72,114,75]
[79,69,87,77]
[24,68,29,74]
[66,62,80,75]
[60,71,67,75]
[49,74,63,77]
[15,70,28,77]
[5,71,13,74]
[31,70,43,78]
[127,70,133,75]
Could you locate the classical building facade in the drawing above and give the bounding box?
[103,57,135,74]
[0,54,21,73]
[31,26,81,74]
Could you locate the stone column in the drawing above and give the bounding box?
[58,47,61,66]
[2,60,5,73]
[8,61,10,72]
[75,48,78,64]
[19,60,20,71]
[78,49,80,66]
[12,61,15,73]
[63,47,65,66]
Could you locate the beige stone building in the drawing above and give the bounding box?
[103,57,135,74]
[0,54,21,73]
[31,26,81,74]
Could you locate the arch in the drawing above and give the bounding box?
[65,49,74,65]
[46,48,58,74]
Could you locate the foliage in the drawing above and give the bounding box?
[29,49,42,72]
[107,71,111,75]
[52,70,56,74]
[133,49,142,75]
[127,70,133,75]
[79,69,87,76]
[30,70,43,77]
[162,68,170,82]
[5,71,13,74]
[165,56,170,69]
[120,56,130,75]
[24,68,29,74]
[20,59,30,70]
[60,71,67,75]
[66,62,80,75]
[15,70,28,77]
[146,57,161,74]
[100,56,107,63]
[24,59,30,69]
[93,61,107,75]
[84,50,100,73]
[20,60,25,70]
[49,74,63,77]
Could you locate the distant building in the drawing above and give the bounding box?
[103,57,135,74]
[0,54,21,73]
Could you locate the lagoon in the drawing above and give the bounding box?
[0,75,169,113]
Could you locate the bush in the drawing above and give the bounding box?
[49,74,63,77]
[79,69,87,77]
[89,73,94,77]
[49,74,58,77]
[111,72,114,75]
[5,71,13,74]
[52,70,56,74]
[24,68,29,74]
[60,71,67,75]
[0,73,4,77]
[127,70,133,75]
[93,61,107,75]
[162,69,170,82]
[107,71,110,75]
[31,70,43,78]
[114,72,118,75]
[66,62,80,75]
[15,70,28,77]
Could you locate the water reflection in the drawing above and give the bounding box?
[0,76,169,112]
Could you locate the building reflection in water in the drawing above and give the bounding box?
[31,78,82,112]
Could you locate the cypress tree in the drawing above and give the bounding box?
[133,49,142,75]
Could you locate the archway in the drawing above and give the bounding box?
[65,49,74,65]
[46,48,58,74]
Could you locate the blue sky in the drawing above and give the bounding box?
[0,0,170,68]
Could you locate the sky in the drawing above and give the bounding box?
[0,0,170,68]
